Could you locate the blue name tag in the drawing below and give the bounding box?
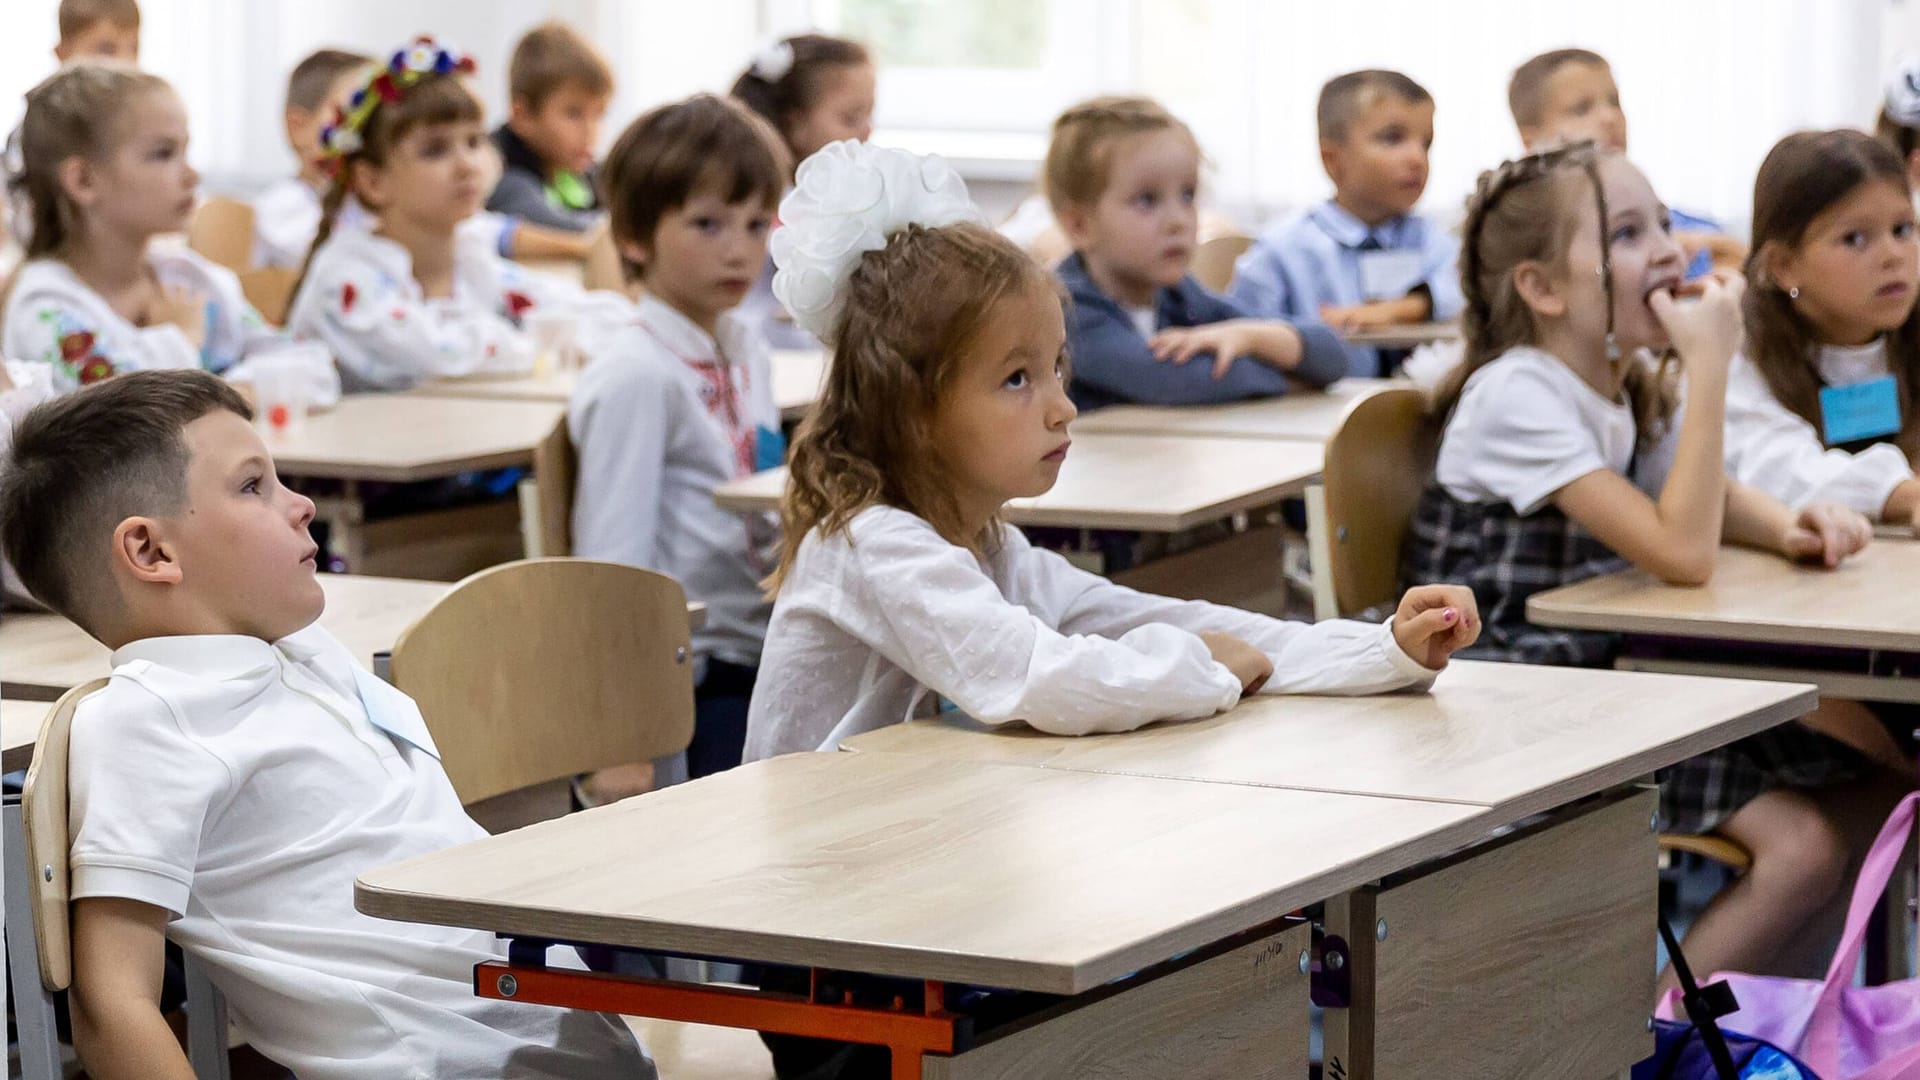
[754,424,788,472]
[1819,376,1903,446]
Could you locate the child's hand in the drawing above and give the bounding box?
[1319,296,1428,333]
[1779,501,1872,567]
[1151,321,1304,379]
[1647,269,1745,377]
[152,284,209,350]
[1390,585,1480,670]
[1198,630,1274,696]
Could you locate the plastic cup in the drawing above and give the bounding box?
[527,310,581,375]
[246,343,324,439]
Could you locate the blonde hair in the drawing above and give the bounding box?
[1439,142,1678,451]
[1042,95,1197,216]
[15,61,171,258]
[1508,48,1610,130]
[768,222,1056,591]
[1317,69,1431,142]
[58,0,138,39]
[508,20,612,108]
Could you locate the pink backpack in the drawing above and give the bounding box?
[1656,791,1920,1079]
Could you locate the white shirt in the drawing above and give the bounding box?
[1724,339,1913,516]
[67,624,653,1080]
[1436,346,1680,515]
[569,295,780,669]
[286,227,630,392]
[1125,305,1157,340]
[250,178,514,271]
[743,505,1436,761]
[1,250,339,405]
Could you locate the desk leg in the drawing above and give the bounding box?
[5,793,65,1080]
[312,481,367,572]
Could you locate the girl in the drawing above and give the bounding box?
[729,33,874,349]
[2,62,337,403]
[569,94,788,791]
[1401,142,1877,994]
[743,140,1479,761]
[287,37,628,392]
[1726,130,1920,533]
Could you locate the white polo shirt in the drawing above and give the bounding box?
[67,623,653,1080]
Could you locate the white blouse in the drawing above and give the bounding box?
[1724,339,1914,517]
[286,228,630,392]
[1,250,339,405]
[742,505,1436,760]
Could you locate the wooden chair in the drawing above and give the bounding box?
[237,267,301,327]
[1303,387,1755,875]
[1189,233,1251,293]
[186,197,256,274]
[520,416,576,558]
[21,680,234,1080]
[386,558,695,806]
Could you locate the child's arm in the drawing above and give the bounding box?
[1722,482,1873,566]
[508,220,601,262]
[1675,230,1748,274]
[68,897,197,1080]
[1148,318,1349,388]
[1221,238,1292,318]
[1318,293,1431,332]
[567,359,670,568]
[1552,273,1745,585]
[1724,355,1915,522]
[488,168,602,233]
[1064,298,1309,405]
[187,260,343,408]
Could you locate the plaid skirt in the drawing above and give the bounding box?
[1401,482,1863,835]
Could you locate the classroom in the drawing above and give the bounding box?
[4,0,1920,1077]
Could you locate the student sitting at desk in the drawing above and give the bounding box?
[0,370,652,1080]
[1400,143,1879,996]
[1046,95,1346,409]
[1228,69,1464,378]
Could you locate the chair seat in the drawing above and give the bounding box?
[1658,832,1753,872]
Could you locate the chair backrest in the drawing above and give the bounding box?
[187,197,256,273]
[531,416,577,557]
[387,559,696,804]
[238,267,302,326]
[1308,386,1438,619]
[22,678,109,992]
[1190,233,1252,293]
[583,227,626,294]
[1026,223,1071,268]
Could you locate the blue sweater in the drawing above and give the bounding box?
[1057,252,1348,411]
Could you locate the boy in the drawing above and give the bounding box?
[489,20,613,233]
[251,48,371,269]
[0,370,653,1079]
[1228,69,1463,378]
[54,0,139,63]
[1045,95,1348,409]
[1507,47,1743,277]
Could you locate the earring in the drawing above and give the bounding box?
[1788,286,1800,300]
[1605,332,1622,364]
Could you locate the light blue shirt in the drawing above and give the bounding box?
[1228,200,1464,377]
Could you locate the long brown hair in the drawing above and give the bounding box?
[1438,141,1678,452]
[292,70,484,300]
[1744,129,1920,460]
[14,61,171,259]
[767,221,1054,593]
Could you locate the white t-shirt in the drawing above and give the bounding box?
[1435,346,1680,515]
[1125,305,1157,341]
[743,505,1436,760]
[569,294,781,670]
[67,624,653,1080]
[1724,338,1913,517]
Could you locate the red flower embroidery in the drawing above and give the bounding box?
[503,291,534,320]
[77,356,114,384]
[58,330,95,361]
[340,282,358,313]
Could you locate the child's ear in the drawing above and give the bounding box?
[348,158,386,210]
[56,155,97,210]
[508,94,536,128]
[617,233,651,276]
[113,517,183,587]
[1056,202,1096,249]
[1318,138,1346,185]
[1906,148,1920,194]
[1516,125,1541,153]
[1510,258,1568,319]
[1758,240,1798,296]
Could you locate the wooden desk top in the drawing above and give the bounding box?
[356,751,1484,994]
[714,433,1324,532]
[1528,541,1920,653]
[266,395,565,483]
[413,348,826,422]
[1341,322,1460,347]
[843,661,1815,821]
[3,698,43,772]
[0,575,450,700]
[1072,379,1404,442]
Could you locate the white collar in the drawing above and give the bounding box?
[111,632,280,684]
[1815,337,1891,385]
[637,293,748,363]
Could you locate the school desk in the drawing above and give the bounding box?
[714,433,1326,533]
[1528,539,1920,704]
[412,347,828,422]
[842,662,1814,1078]
[1340,321,1460,348]
[2,697,40,773]
[0,576,706,702]
[1072,378,1405,442]
[360,749,1529,1080]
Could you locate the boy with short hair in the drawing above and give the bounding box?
[0,370,652,1080]
[489,20,613,233]
[1507,47,1742,277]
[251,48,372,269]
[1228,69,1463,378]
[54,0,140,63]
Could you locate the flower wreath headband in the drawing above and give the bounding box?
[317,35,477,172]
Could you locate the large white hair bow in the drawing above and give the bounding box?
[770,140,981,342]
[1888,55,1920,128]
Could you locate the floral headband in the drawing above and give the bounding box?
[317,35,477,168]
